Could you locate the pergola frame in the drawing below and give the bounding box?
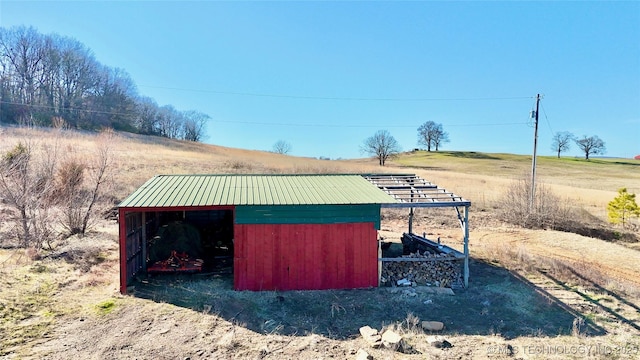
[363,174,471,287]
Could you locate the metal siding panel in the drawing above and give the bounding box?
[258,176,268,205]
[247,176,256,205]
[325,225,336,289]
[302,176,320,204]
[234,222,378,291]
[272,224,282,290]
[144,176,168,207]
[311,226,322,289]
[234,224,247,290]
[246,224,257,290]
[227,176,236,205]
[329,176,351,204]
[336,224,347,288]
[364,223,378,287]
[317,227,326,289]
[162,176,183,207]
[185,176,203,206]
[197,176,211,206]
[280,176,295,205]
[263,225,274,290]
[207,176,218,205]
[297,225,308,289]
[222,176,233,205]
[250,176,259,205]
[169,175,192,207]
[119,209,380,292]
[344,224,355,288]
[286,225,297,290]
[235,204,381,225]
[307,226,319,290]
[213,176,225,205]
[277,225,287,290]
[198,176,211,206]
[254,223,264,290]
[355,224,368,287]
[280,225,292,290]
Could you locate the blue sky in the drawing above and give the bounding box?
[2,1,639,159]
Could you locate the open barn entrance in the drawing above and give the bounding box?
[148,210,234,272]
[120,208,234,291]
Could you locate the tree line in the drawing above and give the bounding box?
[0,26,209,141]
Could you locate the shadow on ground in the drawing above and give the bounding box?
[130,258,606,340]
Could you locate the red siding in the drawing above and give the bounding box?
[234,222,378,291]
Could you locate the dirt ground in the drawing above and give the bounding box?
[1,213,639,360]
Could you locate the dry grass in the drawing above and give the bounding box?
[0,126,382,200]
[1,126,639,359]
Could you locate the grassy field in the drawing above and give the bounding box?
[0,127,639,359]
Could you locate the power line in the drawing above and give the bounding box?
[540,103,554,135]
[138,84,534,102]
[210,118,530,128]
[1,100,530,129]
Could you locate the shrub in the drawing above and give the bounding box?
[0,142,57,250]
[498,176,569,229]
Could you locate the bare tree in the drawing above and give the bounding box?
[575,135,606,160]
[0,140,58,250]
[57,129,115,236]
[432,125,450,151]
[0,26,216,140]
[0,26,47,124]
[156,105,183,139]
[134,96,160,135]
[361,130,401,166]
[52,35,98,127]
[551,131,574,158]
[418,121,449,151]
[272,140,292,154]
[182,110,210,142]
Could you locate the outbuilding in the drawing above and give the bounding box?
[118,173,470,294]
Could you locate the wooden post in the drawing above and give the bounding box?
[378,237,382,287]
[463,206,470,288]
[141,212,147,272]
[408,207,414,234]
[119,209,127,294]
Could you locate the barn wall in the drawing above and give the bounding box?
[234,222,378,291]
[235,204,382,229]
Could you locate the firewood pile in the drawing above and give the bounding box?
[380,251,463,288]
[380,233,465,288]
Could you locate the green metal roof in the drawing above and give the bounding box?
[119,174,398,208]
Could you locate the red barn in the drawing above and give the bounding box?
[118,174,471,293]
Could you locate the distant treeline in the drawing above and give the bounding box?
[0,26,208,141]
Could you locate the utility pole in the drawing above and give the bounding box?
[530,94,541,209]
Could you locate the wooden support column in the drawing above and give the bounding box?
[141,212,147,272]
[408,207,414,234]
[463,206,470,288]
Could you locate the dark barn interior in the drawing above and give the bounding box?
[132,210,235,275]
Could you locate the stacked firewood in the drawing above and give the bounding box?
[381,251,463,288]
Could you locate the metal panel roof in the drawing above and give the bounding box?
[363,174,471,208]
[119,174,398,208]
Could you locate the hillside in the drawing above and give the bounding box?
[1,127,639,359]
